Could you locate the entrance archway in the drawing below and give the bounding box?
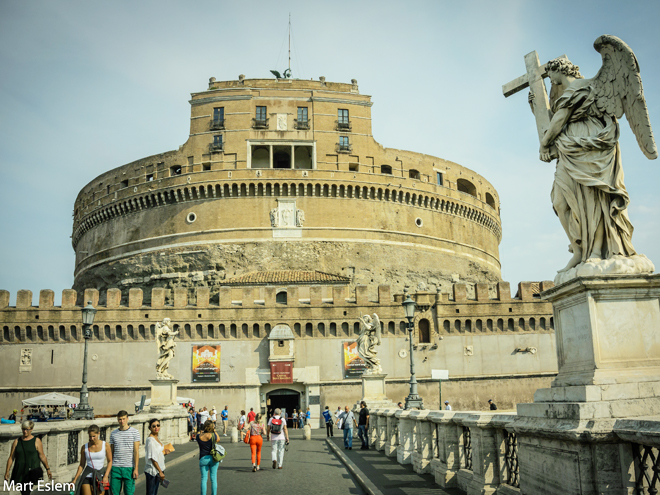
[266,388,301,427]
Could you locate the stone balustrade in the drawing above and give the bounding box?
[370,409,660,494]
[0,410,188,484]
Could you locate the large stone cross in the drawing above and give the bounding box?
[502,51,566,158]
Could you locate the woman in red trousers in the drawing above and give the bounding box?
[244,413,266,472]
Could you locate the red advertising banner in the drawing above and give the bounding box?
[192,345,221,382]
[343,341,367,378]
[270,361,293,384]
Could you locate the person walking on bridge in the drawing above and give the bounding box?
[267,408,289,469]
[244,413,266,472]
[196,420,221,495]
[338,406,357,450]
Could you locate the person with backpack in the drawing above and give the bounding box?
[322,406,333,437]
[196,420,222,495]
[266,408,289,469]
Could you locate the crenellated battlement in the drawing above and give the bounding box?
[0,281,554,344]
[0,281,553,310]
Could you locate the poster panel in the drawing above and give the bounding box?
[343,341,366,378]
[192,345,221,382]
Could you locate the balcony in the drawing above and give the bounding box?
[294,119,310,130]
[210,119,225,130]
[209,142,223,153]
[336,120,352,132]
[336,143,352,153]
[252,118,269,130]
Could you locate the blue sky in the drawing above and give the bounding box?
[1,0,659,304]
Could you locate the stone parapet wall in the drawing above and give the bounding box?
[0,409,188,485]
[368,408,659,494]
[0,283,553,344]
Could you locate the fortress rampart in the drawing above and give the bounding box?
[70,78,503,296]
[0,281,553,344]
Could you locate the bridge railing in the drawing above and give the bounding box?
[371,409,660,494]
[371,408,519,494]
[0,409,188,484]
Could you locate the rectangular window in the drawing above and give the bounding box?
[437,172,443,186]
[340,136,349,147]
[213,107,224,122]
[171,165,182,176]
[297,107,308,122]
[146,174,154,182]
[256,106,267,121]
[213,135,223,146]
[120,179,129,188]
[338,109,349,124]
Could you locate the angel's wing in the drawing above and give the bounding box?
[592,35,657,159]
[372,314,381,343]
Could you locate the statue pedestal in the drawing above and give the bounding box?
[358,374,396,409]
[514,275,660,495]
[149,379,179,412]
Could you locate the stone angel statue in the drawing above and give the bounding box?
[356,313,382,375]
[534,35,657,284]
[155,318,179,379]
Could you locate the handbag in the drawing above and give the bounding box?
[243,427,251,444]
[210,433,225,462]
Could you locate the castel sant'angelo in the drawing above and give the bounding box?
[0,76,557,421]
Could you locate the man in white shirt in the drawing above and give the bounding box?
[267,408,290,469]
[444,401,452,411]
[199,407,210,426]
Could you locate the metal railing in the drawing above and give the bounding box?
[210,119,225,130]
[336,120,352,131]
[504,429,520,487]
[252,118,269,129]
[294,119,310,130]
[336,143,352,153]
[463,426,473,470]
[209,143,223,152]
[632,443,660,495]
[67,431,79,465]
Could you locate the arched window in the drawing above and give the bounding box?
[276,291,287,304]
[409,169,420,180]
[381,165,392,175]
[457,179,477,197]
[418,319,431,343]
[485,192,496,209]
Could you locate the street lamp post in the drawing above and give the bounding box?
[402,289,424,410]
[72,301,97,420]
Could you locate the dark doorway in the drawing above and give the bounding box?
[419,318,431,343]
[267,388,300,428]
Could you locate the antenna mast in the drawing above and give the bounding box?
[288,13,291,76]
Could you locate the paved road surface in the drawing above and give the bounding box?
[328,436,463,495]
[152,431,365,495]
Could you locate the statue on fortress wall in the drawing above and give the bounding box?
[296,209,305,227]
[507,35,657,285]
[356,313,382,375]
[155,318,178,379]
[270,208,279,228]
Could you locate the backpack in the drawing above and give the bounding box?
[270,417,283,434]
[210,433,225,462]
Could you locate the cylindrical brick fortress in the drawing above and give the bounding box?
[71,78,502,297]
